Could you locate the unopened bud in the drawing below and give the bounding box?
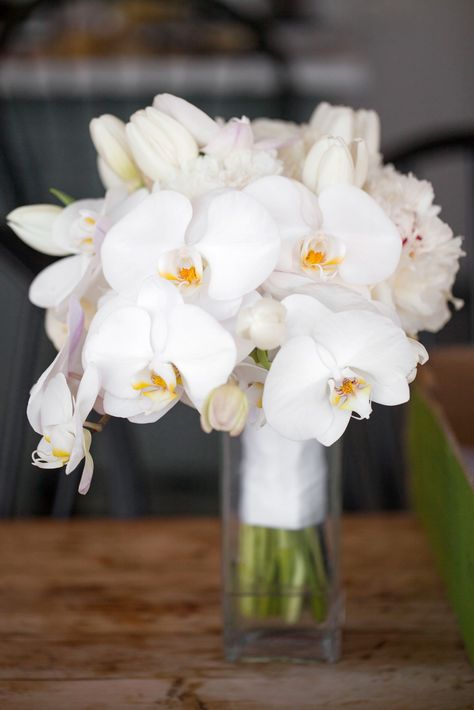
[201,383,249,437]
[126,106,198,183]
[236,297,286,351]
[90,114,141,187]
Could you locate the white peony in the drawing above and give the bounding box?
[368,165,464,335]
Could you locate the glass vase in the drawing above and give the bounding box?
[221,423,343,663]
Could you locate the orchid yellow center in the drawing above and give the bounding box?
[52,447,71,462]
[300,234,344,278]
[159,248,203,289]
[178,265,199,285]
[132,370,177,404]
[331,377,371,411]
[303,249,325,266]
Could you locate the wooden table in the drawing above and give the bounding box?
[0,516,472,709]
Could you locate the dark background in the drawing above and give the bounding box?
[0,0,473,516]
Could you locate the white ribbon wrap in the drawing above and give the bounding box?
[239,424,328,530]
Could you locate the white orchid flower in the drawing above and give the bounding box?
[7,204,67,256]
[90,114,142,190]
[303,135,369,194]
[31,372,93,482]
[263,294,427,445]
[28,188,147,312]
[81,278,236,425]
[126,106,199,183]
[101,185,280,307]
[309,101,381,156]
[245,175,401,287]
[153,93,219,146]
[28,299,86,434]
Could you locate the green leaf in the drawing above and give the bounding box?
[49,188,75,206]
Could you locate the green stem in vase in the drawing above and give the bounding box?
[237,524,329,624]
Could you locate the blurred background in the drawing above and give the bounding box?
[0,0,473,516]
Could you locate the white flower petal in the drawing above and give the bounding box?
[153,93,219,146]
[7,205,67,256]
[101,191,192,293]
[192,190,280,300]
[263,336,333,441]
[243,175,321,241]
[160,304,236,408]
[40,374,73,430]
[281,293,332,340]
[29,254,90,309]
[319,184,401,285]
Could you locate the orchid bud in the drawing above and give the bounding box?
[201,383,249,437]
[6,204,67,256]
[126,106,198,182]
[203,117,254,158]
[90,114,141,187]
[153,93,219,146]
[303,136,354,194]
[237,298,287,351]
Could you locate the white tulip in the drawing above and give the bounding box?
[90,114,141,188]
[153,93,219,146]
[126,106,199,182]
[7,204,67,256]
[309,101,381,156]
[263,295,426,445]
[203,117,254,158]
[236,297,286,350]
[302,135,368,194]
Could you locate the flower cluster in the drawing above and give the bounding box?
[7,94,462,492]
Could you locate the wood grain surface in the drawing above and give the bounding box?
[0,516,472,709]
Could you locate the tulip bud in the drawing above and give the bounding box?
[126,106,198,183]
[153,93,219,146]
[237,298,287,351]
[310,102,355,144]
[90,114,141,187]
[201,383,249,436]
[355,109,381,156]
[6,204,67,256]
[203,117,254,158]
[310,101,381,156]
[303,136,354,194]
[303,135,369,194]
[349,138,369,188]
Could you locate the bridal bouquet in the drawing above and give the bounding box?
[7,95,463,654]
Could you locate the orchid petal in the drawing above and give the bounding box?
[263,336,335,441]
[160,304,236,408]
[191,190,280,300]
[101,191,192,293]
[244,176,321,241]
[319,185,401,285]
[312,310,416,405]
[29,255,90,309]
[40,374,73,430]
